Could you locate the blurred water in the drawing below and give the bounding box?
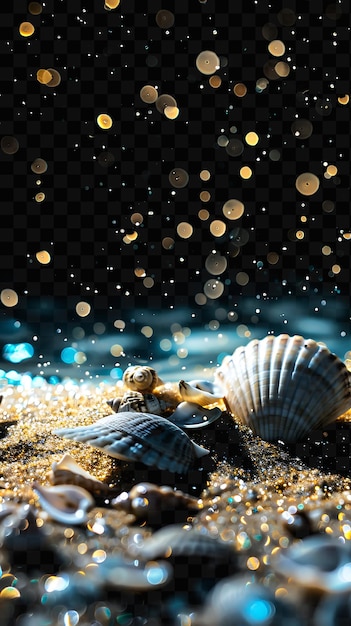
[0,295,350,384]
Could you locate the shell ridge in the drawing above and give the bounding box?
[55,412,201,474]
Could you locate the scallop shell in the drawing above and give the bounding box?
[53,412,210,474]
[50,453,110,495]
[108,390,168,416]
[215,334,351,442]
[123,365,162,391]
[135,524,232,561]
[112,482,200,518]
[32,482,95,525]
[273,535,351,595]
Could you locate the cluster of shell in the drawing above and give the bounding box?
[24,336,351,623]
[53,335,351,476]
[54,363,224,474]
[30,454,351,625]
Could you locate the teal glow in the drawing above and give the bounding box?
[243,599,276,623]
[60,347,77,364]
[3,342,34,363]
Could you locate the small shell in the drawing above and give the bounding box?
[179,380,223,406]
[123,365,162,391]
[84,555,173,591]
[135,524,232,561]
[50,453,110,495]
[106,397,121,412]
[54,412,210,474]
[194,577,304,626]
[169,401,222,429]
[111,390,168,416]
[273,535,351,594]
[216,333,351,442]
[32,482,95,525]
[112,482,200,518]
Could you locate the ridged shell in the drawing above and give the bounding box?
[215,334,351,442]
[32,482,95,525]
[123,365,162,391]
[135,524,232,561]
[50,453,110,495]
[112,482,200,518]
[108,390,168,416]
[53,412,209,474]
[273,535,351,594]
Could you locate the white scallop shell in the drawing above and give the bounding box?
[32,482,95,525]
[215,334,351,442]
[54,412,209,474]
[123,365,162,391]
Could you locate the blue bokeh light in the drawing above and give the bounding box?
[3,343,34,363]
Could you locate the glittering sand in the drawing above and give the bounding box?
[1,381,351,625]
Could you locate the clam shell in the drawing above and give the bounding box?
[135,524,232,561]
[123,365,162,391]
[215,334,351,442]
[273,535,351,594]
[54,412,210,474]
[32,482,95,525]
[50,453,110,495]
[169,401,222,429]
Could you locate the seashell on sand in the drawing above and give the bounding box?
[273,535,351,595]
[32,482,95,525]
[53,412,210,474]
[123,365,163,391]
[169,401,222,429]
[50,453,110,495]
[215,333,351,443]
[179,380,223,406]
[194,576,304,626]
[135,524,232,561]
[112,482,200,518]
